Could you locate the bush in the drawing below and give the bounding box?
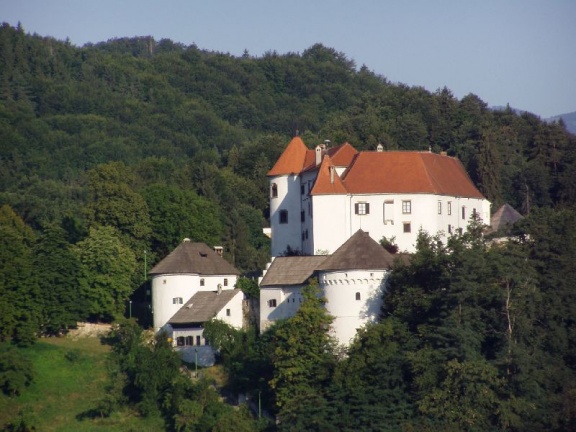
[0,345,34,397]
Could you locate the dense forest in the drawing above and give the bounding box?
[1,22,576,430]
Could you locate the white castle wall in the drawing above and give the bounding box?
[320,269,388,346]
[311,193,489,254]
[270,174,304,256]
[152,273,238,332]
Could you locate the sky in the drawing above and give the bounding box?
[1,0,575,118]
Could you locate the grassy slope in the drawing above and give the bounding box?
[0,337,164,432]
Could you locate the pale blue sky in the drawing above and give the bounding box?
[1,0,574,118]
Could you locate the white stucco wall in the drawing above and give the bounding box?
[270,174,304,256]
[214,292,244,329]
[152,273,238,332]
[320,269,388,346]
[311,193,490,253]
[259,286,304,332]
[310,194,350,255]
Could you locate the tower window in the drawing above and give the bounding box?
[268,299,277,308]
[271,183,278,198]
[438,201,442,215]
[279,210,288,224]
[355,292,361,301]
[301,210,305,222]
[462,206,466,220]
[448,201,452,215]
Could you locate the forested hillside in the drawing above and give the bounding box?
[2,22,576,431]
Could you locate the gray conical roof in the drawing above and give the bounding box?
[149,240,239,276]
[317,230,395,271]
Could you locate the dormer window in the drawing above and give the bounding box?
[271,183,278,198]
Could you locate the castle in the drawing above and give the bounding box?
[260,137,491,345]
[268,136,490,256]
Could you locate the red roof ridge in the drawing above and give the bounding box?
[310,155,348,195]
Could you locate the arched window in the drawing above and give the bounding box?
[355,292,361,301]
[271,183,278,198]
[279,210,288,224]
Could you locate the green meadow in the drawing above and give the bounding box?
[0,337,165,432]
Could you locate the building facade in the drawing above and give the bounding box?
[268,137,491,256]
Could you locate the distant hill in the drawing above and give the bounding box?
[546,111,576,135]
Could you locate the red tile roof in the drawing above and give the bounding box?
[267,137,309,176]
[329,142,358,166]
[341,151,484,198]
[310,155,348,195]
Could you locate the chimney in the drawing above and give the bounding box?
[213,246,223,257]
[376,143,383,152]
[217,284,222,295]
[315,145,323,166]
[329,166,335,184]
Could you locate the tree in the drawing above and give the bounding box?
[84,161,151,252]
[74,226,137,320]
[330,320,417,431]
[34,224,88,334]
[0,345,34,396]
[0,205,39,345]
[269,281,337,415]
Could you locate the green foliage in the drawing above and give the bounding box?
[34,224,89,334]
[0,205,39,345]
[235,276,259,299]
[269,281,337,412]
[0,345,34,396]
[74,226,137,320]
[142,183,222,258]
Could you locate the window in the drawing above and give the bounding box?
[438,201,442,215]
[279,210,288,224]
[403,222,411,233]
[196,336,201,346]
[271,183,278,198]
[301,210,305,222]
[186,336,193,346]
[226,308,231,317]
[383,200,394,225]
[448,224,452,234]
[173,297,183,304]
[301,184,305,195]
[163,279,167,284]
[448,201,452,215]
[176,337,185,346]
[305,229,308,239]
[223,278,228,286]
[200,278,205,287]
[268,299,277,308]
[402,200,412,214]
[462,206,466,220]
[355,202,370,215]
[355,292,361,301]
